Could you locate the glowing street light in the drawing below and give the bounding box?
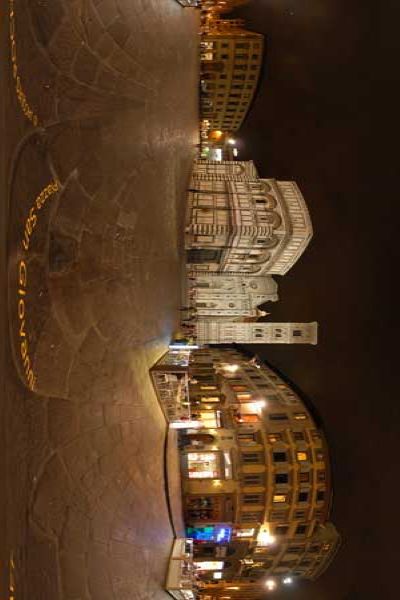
[254,399,267,411]
[257,528,276,547]
[227,138,236,145]
[221,363,239,373]
[283,577,293,585]
[265,579,277,591]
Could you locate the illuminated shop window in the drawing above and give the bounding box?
[200,411,221,428]
[194,561,224,571]
[237,414,259,424]
[188,452,221,479]
[273,494,287,504]
[235,528,255,538]
[294,413,307,420]
[297,452,308,462]
[213,572,223,579]
[236,393,252,402]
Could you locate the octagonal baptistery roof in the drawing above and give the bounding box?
[178,346,340,592]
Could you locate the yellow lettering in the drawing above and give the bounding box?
[19,260,27,286]
[21,339,27,359]
[11,40,16,63]
[23,353,30,373]
[29,207,37,229]
[19,319,26,338]
[18,298,25,320]
[27,370,35,389]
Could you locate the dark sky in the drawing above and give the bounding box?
[233,1,400,598]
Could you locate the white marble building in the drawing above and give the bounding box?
[195,321,318,345]
[186,160,313,277]
[188,272,278,320]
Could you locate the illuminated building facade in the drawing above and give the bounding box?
[186,160,313,277]
[200,22,264,133]
[201,0,250,15]
[195,322,318,345]
[188,273,278,321]
[152,347,340,596]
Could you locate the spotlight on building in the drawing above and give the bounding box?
[222,364,239,373]
[283,577,293,585]
[265,579,277,591]
[257,528,276,547]
[254,399,267,410]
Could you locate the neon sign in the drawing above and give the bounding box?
[186,525,232,544]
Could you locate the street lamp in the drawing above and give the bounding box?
[283,577,293,585]
[265,579,277,591]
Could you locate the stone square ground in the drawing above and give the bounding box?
[0,1,199,598]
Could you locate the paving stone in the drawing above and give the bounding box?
[4,2,199,599]
[32,453,71,536]
[73,45,100,85]
[53,177,90,239]
[28,0,66,48]
[48,397,79,448]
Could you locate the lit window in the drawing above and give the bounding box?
[194,561,224,571]
[201,396,220,403]
[235,528,255,538]
[213,572,223,579]
[237,393,252,401]
[188,452,220,479]
[294,413,307,420]
[201,386,217,391]
[297,452,308,462]
[200,411,220,428]
[268,433,282,443]
[273,494,286,503]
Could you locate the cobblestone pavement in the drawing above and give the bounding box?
[1,1,199,598]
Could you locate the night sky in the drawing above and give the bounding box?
[232,1,400,598]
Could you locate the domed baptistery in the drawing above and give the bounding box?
[185,160,313,277]
[151,346,340,598]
